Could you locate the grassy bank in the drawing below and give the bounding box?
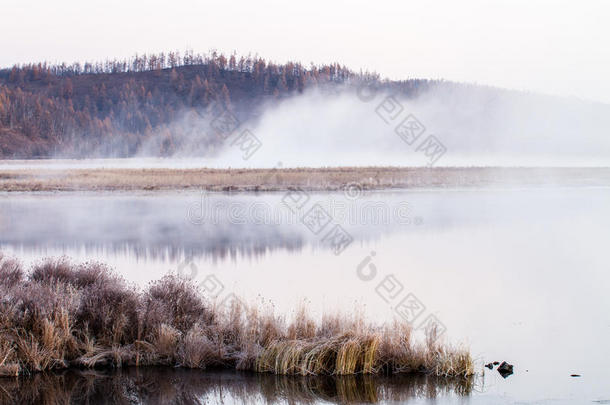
[0,166,609,192]
[0,253,473,378]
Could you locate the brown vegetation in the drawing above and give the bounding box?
[0,51,438,158]
[0,166,608,192]
[0,253,473,378]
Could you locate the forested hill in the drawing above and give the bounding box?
[0,51,435,158]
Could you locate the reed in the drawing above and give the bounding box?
[0,254,473,378]
[2,166,607,192]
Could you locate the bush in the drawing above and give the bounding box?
[143,275,214,335]
[30,258,113,289]
[0,254,23,288]
[75,277,139,345]
[0,255,474,378]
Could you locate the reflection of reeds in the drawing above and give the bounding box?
[0,254,473,379]
[0,368,474,405]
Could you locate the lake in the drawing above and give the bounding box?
[0,186,608,404]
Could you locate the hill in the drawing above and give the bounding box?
[0,51,435,158]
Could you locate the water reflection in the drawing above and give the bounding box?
[3,187,604,262]
[0,191,423,261]
[0,368,474,405]
[1,188,609,403]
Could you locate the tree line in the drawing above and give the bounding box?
[0,51,435,158]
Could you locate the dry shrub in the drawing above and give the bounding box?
[0,254,474,378]
[15,332,59,371]
[215,298,247,354]
[234,306,283,370]
[0,340,18,377]
[244,306,284,348]
[151,324,181,363]
[178,324,216,368]
[11,281,79,335]
[318,313,344,337]
[379,321,419,373]
[0,299,18,331]
[287,305,316,340]
[30,257,75,285]
[0,253,22,288]
[143,275,214,334]
[71,261,116,288]
[75,276,139,345]
[11,308,77,372]
[31,258,114,289]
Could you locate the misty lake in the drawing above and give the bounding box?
[1,186,609,404]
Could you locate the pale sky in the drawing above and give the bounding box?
[1,0,609,103]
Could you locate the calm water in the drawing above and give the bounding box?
[0,368,477,404]
[1,186,609,404]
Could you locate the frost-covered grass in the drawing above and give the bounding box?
[0,253,473,378]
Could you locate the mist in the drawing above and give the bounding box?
[213,85,610,168]
[120,84,610,168]
[2,83,609,169]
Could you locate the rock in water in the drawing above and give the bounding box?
[485,363,494,369]
[497,361,514,378]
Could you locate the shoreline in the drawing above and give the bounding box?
[0,166,609,192]
[0,255,474,379]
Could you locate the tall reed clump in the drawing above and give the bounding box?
[0,253,474,378]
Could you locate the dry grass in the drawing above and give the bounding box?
[0,254,474,379]
[0,166,608,192]
[256,333,382,375]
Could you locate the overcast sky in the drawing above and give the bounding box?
[1,0,609,103]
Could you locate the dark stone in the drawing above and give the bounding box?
[485,363,494,369]
[570,374,581,377]
[493,361,500,365]
[497,361,514,378]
